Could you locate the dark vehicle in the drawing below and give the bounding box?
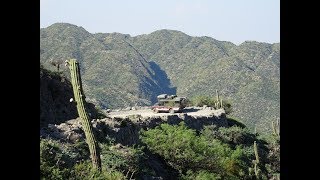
[151,94,187,113]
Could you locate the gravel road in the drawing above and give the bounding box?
[107,107,223,118]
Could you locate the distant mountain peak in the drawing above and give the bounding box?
[43,22,90,35]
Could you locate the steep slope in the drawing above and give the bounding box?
[40,23,279,133]
[40,65,78,127]
[40,65,104,128]
[131,32,279,132]
[41,23,175,109]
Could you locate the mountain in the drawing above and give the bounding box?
[130,30,280,133]
[40,23,279,133]
[40,23,175,109]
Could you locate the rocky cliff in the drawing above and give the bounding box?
[40,108,231,146]
[40,66,103,128]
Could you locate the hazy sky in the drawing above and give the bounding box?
[40,0,279,45]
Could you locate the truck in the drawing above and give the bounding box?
[151,94,187,113]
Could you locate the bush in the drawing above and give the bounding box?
[40,139,70,179]
[189,95,232,114]
[141,122,207,172]
[226,117,246,128]
[99,143,146,179]
[202,125,256,147]
[190,95,215,107]
[140,122,251,178]
[70,160,126,180]
[182,170,222,180]
[40,138,127,179]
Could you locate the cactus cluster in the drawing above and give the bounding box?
[272,119,280,137]
[251,141,261,178]
[215,89,223,109]
[66,59,102,171]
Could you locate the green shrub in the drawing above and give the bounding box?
[40,138,127,179]
[226,117,246,128]
[190,95,215,107]
[70,161,93,179]
[141,122,207,172]
[182,170,222,180]
[99,143,146,178]
[70,160,126,180]
[189,95,232,114]
[203,125,256,147]
[40,139,71,179]
[140,122,251,178]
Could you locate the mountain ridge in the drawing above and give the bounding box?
[40,23,279,133]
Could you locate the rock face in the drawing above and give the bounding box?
[40,67,78,128]
[41,109,228,146]
[40,66,105,128]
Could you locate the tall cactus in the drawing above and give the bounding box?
[214,102,218,109]
[276,119,280,136]
[216,89,220,109]
[254,141,259,164]
[66,59,102,171]
[272,120,280,137]
[253,141,260,178]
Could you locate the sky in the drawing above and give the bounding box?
[40,0,279,45]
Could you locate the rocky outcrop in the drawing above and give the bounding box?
[40,67,78,128]
[41,109,228,146]
[40,66,104,128]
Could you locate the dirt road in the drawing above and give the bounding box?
[107,107,224,118]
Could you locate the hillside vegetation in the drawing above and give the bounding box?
[41,117,280,179]
[40,63,279,179]
[40,23,279,133]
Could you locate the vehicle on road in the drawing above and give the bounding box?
[151,94,187,113]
